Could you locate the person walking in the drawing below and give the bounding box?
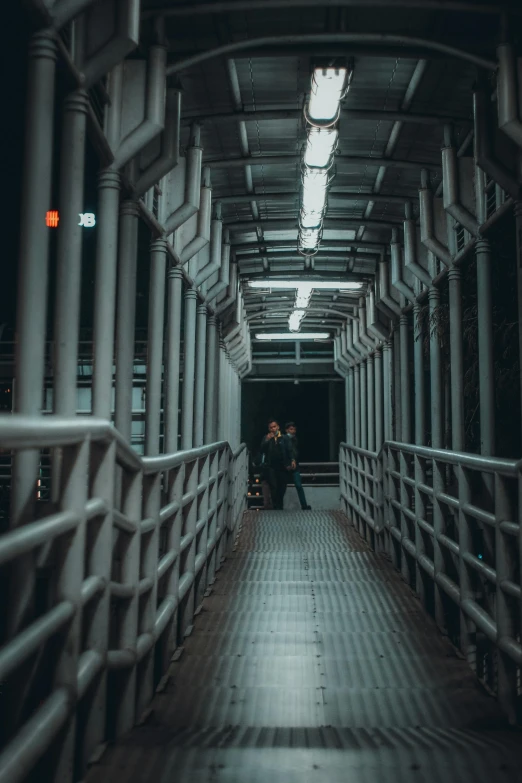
[260,419,292,509]
[284,421,312,510]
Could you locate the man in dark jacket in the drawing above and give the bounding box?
[284,421,311,510]
[260,419,292,509]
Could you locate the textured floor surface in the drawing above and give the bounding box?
[87,510,522,783]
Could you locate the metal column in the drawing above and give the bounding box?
[399,313,411,442]
[92,170,120,418]
[374,349,383,450]
[181,288,197,449]
[9,32,57,639]
[360,359,367,450]
[476,238,495,456]
[429,269,445,628]
[413,304,426,446]
[193,304,207,447]
[145,239,167,455]
[448,267,465,451]
[54,90,89,416]
[429,284,443,449]
[413,302,428,606]
[383,341,393,442]
[515,202,522,442]
[367,355,375,453]
[218,339,227,441]
[164,267,183,453]
[354,364,361,447]
[204,315,217,444]
[114,201,139,442]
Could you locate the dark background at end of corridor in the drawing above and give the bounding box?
[241,381,345,462]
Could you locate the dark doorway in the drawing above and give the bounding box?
[241,381,345,462]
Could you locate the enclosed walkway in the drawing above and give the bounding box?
[86,510,522,783]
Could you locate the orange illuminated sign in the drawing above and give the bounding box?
[46,210,59,228]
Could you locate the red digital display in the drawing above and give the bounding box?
[46,210,59,228]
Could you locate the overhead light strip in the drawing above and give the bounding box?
[255,332,330,341]
[298,66,351,257]
[248,280,362,290]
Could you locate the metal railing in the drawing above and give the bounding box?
[340,440,522,723]
[248,461,339,508]
[0,415,248,783]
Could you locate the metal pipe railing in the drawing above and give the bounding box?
[339,438,522,724]
[0,414,248,783]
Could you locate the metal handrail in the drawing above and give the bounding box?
[0,414,249,783]
[339,439,522,723]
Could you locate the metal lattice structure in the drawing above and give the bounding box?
[3,1,522,780]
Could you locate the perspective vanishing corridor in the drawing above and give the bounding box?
[3,2,522,782]
[86,510,522,783]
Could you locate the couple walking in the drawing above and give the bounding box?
[260,419,311,511]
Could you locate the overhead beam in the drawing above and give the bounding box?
[144,1,516,18]
[232,239,387,251]
[225,217,401,232]
[236,251,380,262]
[205,153,441,172]
[216,190,412,205]
[183,107,471,127]
[165,34,497,76]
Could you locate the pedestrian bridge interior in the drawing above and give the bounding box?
[2,1,522,781]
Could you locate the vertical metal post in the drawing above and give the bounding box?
[204,315,217,444]
[413,305,426,446]
[399,313,411,443]
[495,472,517,723]
[12,31,57,428]
[367,355,375,452]
[193,304,207,447]
[218,339,227,441]
[54,90,89,416]
[383,341,393,442]
[428,264,445,627]
[82,438,115,769]
[114,201,139,441]
[360,359,367,450]
[53,439,89,782]
[413,302,427,606]
[164,267,183,453]
[429,284,443,448]
[354,364,361,447]
[92,170,121,418]
[448,268,465,450]
[476,238,495,456]
[348,367,355,446]
[181,288,197,449]
[393,328,401,440]
[374,349,383,450]
[398,315,411,582]
[9,31,57,639]
[514,202,522,443]
[145,239,167,455]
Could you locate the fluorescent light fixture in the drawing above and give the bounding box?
[295,283,313,308]
[289,309,305,332]
[247,280,362,290]
[308,67,348,123]
[255,332,330,341]
[300,208,323,229]
[304,127,338,168]
[299,227,321,249]
[301,168,329,212]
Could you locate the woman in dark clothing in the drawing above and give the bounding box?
[260,419,292,509]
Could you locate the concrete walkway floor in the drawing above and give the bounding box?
[87,510,522,783]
